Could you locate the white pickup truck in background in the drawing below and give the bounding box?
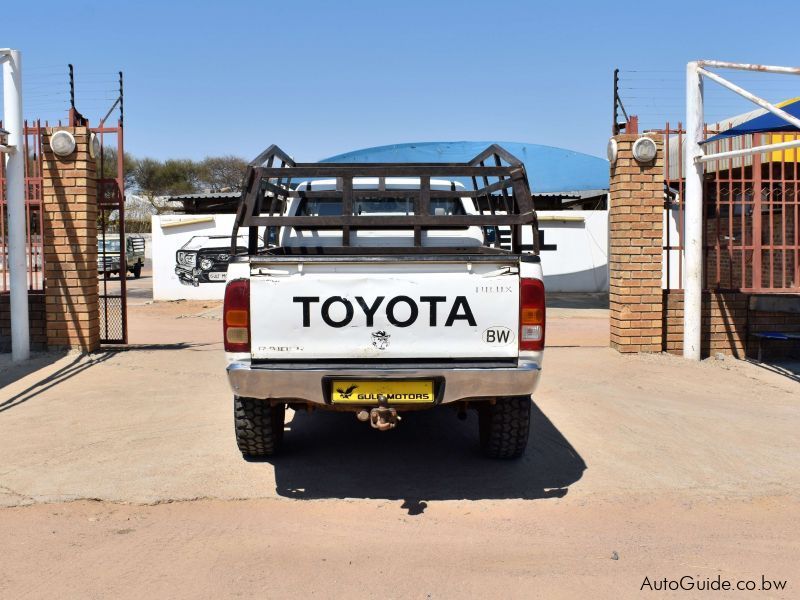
[224,145,545,458]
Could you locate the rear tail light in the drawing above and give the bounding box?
[224,279,250,352]
[519,278,545,351]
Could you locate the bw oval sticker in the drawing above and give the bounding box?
[482,326,515,345]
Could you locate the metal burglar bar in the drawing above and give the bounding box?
[660,123,800,294]
[0,120,45,293]
[232,144,539,256]
[3,63,127,348]
[92,73,127,345]
[680,60,800,359]
[61,66,129,345]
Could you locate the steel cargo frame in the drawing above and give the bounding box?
[232,144,539,256]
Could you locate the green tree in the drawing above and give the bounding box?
[159,158,202,194]
[131,157,165,214]
[131,157,202,214]
[97,147,136,189]
[198,155,248,192]
[126,154,249,215]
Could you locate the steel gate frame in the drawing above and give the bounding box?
[683,60,800,359]
[95,124,127,344]
[3,63,128,349]
[0,120,45,293]
[92,71,127,345]
[658,123,800,295]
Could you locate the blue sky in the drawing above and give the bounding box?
[2,0,798,162]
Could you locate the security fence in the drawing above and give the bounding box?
[0,120,45,292]
[659,123,799,293]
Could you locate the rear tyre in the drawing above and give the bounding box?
[479,395,531,459]
[234,396,285,458]
[132,263,142,279]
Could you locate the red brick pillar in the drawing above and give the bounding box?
[41,127,100,351]
[608,134,664,353]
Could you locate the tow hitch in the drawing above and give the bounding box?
[370,406,401,430]
[356,394,402,431]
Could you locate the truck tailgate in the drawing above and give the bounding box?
[249,260,519,361]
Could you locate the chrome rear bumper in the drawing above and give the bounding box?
[226,360,541,405]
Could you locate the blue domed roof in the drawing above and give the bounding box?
[321,141,608,193]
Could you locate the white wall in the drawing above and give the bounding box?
[152,214,237,300]
[537,210,609,293]
[151,211,610,300]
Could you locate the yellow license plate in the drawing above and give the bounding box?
[331,380,434,404]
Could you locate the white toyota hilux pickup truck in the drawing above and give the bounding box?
[224,144,545,459]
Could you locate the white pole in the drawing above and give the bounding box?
[2,49,29,362]
[701,136,800,163]
[698,67,800,131]
[698,60,800,75]
[684,61,704,360]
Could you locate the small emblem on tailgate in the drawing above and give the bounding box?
[371,330,390,350]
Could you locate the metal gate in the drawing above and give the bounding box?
[90,72,128,344]
[659,123,800,293]
[0,121,45,293]
[4,65,128,347]
[615,63,800,294]
[94,129,127,343]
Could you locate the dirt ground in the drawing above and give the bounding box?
[1,270,798,599]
